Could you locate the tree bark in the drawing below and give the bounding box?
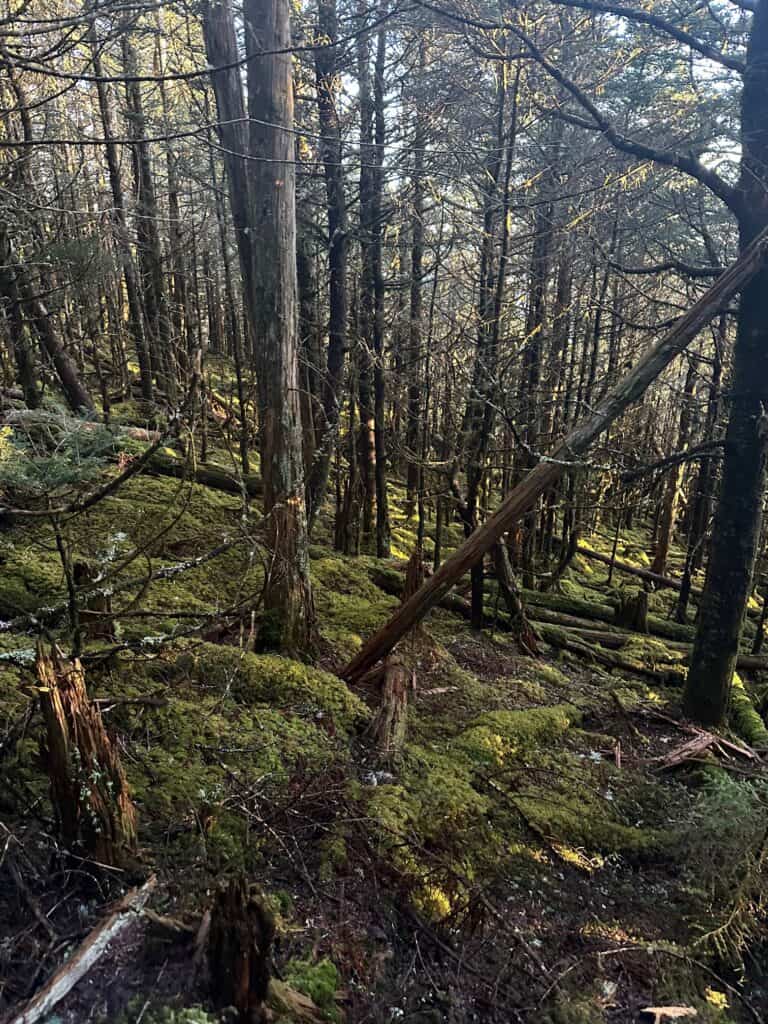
[685,0,768,725]
[306,0,349,531]
[38,644,137,868]
[245,0,315,651]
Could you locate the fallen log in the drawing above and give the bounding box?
[535,624,686,683]
[146,452,261,498]
[520,588,695,643]
[576,544,688,593]
[535,621,768,673]
[3,407,159,443]
[2,408,262,499]
[5,875,156,1024]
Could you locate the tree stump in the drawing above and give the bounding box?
[37,643,137,868]
[209,877,275,1023]
[369,655,411,763]
[615,588,649,633]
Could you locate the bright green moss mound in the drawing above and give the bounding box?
[283,957,341,1022]
[90,644,369,875]
[170,642,369,731]
[366,694,663,919]
[729,672,768,747]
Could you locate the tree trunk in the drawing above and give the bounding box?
[245,0,315,651]
[685,1,768,725]
[122,37,176,403]
[89,27,153,403]
[209,877,275,1023]
[306,0,349,531]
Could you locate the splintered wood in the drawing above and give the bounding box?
[650,715,760,770]
[37,642,137,867]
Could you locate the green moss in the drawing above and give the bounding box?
[110,1000,218,1024]
[283,957,340,1022]
[541,992,606,1023]
[729,672,768,747]
[171,643,369,731]
[312,554,397,653]
[452,705,580,767]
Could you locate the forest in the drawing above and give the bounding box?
[1,0,768,1020]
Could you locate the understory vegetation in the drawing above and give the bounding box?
[1,401,767,1022]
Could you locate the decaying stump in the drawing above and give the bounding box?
[37,643,137,868]
[404,544,426,601]
[615,588,649,633]
[209,877,275,1023]
[369,655,412,763]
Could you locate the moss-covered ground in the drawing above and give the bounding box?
[1,412,767,1022]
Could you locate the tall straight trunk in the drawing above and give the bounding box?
[460,62,518,625]
[676,328,723,622]
[685,0,768,724]
[518,116,563,587]
[0,225,40,408]
[651,359,696,576]
[155,15,190,372]
[122,37,175,403]
[90,40,153,403]
[306,0,349,530]
[297,228,321,475]
[358,10,389,551]
[244,0,314,650]
[204,94,250,474]
[372,23,391,557]
[405,39,427,518]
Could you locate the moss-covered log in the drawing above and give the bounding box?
[146,451,261,497]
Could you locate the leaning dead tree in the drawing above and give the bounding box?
[342,224,768,683]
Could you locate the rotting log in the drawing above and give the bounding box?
[536,624,686,683]
[146,451,261,497]
[342,227,768,683]
[5,875,156,1024]
[518,589,695,643]
[37,643,137,868]
[537,622,768,674]
[576,544,689,592]
[209,877,275,1024]
[3,407,158,442]
[2,408,261,499]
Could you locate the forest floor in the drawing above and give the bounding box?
[1,394,768,1024]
